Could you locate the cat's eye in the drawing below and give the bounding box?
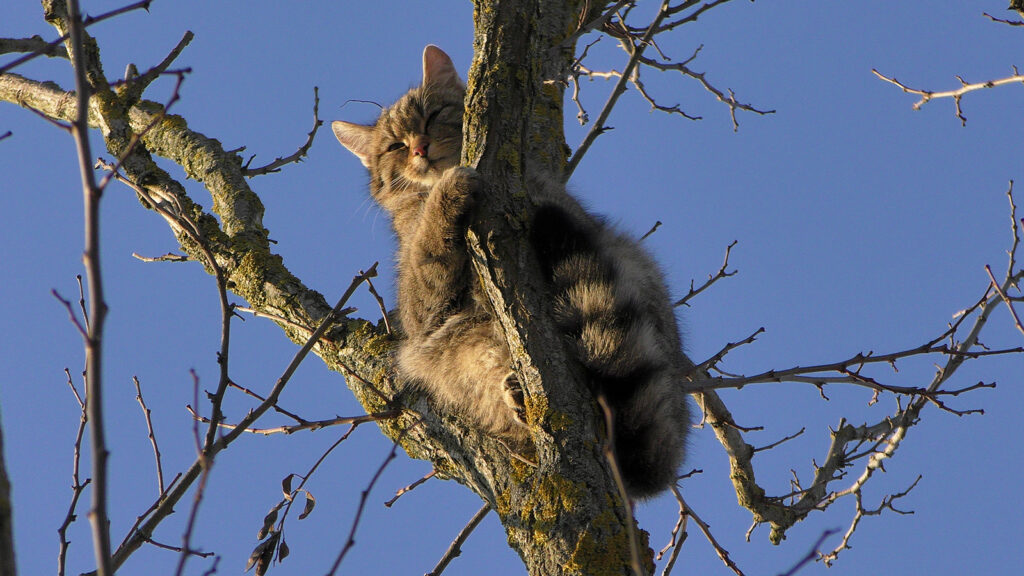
[386,141,406,152]
[425,108,443,128]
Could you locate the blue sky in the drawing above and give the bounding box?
[2,1,1023,575]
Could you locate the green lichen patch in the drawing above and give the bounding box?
[566,503,653,576]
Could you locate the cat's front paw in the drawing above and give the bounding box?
[435,166,484,214]
[502,372,527,425]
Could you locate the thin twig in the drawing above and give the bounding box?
[983,12,1024,26]
[131,252,189,262]
[186,407,400,435]
[596,394,644,576]
[677,492,744,576]
[58,369,90,576]
[752,428,806,454]
[657,485,688,576]
[132,376,165,495]
[640,220,662,241]
[143,537,214,558]
[820,477,919,566]
[566,0,672,179]
[364,272,393,334]
[775,529,837,576]
[262,423,364,565]
[242,87,322,176]
[425,503,491,576]
[106,266,381,572]
[326,423,420,575]
[225,380,308,424]
[385,470,437,508]
[675,240,738,307]
[51,289,88,338]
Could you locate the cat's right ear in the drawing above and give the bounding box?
[332,121,375,168]
[422,45,463,88]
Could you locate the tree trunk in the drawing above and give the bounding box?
[461,1,646,574]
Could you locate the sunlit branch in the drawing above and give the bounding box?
[872,67,1024,126]
[385,469,437,508]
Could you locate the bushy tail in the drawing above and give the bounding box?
[530,204,690,499]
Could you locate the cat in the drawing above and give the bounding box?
[332,45,692,499]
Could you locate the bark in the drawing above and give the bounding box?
[0,406,16,576]
[0,1,643,574]
[461,1,645,574]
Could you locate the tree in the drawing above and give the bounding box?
[2,1,1023,575]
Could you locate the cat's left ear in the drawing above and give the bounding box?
[332,121,376,168]
[422,45,463,88]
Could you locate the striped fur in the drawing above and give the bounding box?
[333,46,691,498]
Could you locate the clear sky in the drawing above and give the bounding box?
[2,1,1023,575]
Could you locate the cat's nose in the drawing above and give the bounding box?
[411,136,430,157]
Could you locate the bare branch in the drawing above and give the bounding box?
[752,427,805,454]
[104,266,380,572]
[776,529,838,576]
[0,36,68,60]
[566,0,673,179]
[635,51,774,131]
[983,12,1024,26]
[364,270,393,335]
[57,1,114,571]
[639,220,662,240]
[675,240,738,307]
[326,424,418,575]
[117,31,194,107]
[384,470,437,508]
[872,67,1024,126]
[820,476,920,566]
[131,252,189,262]
[186,407,401,435]
[0,0,152,75]
[657,485,689,576]
[425,503,491,576]
[241,87,322,176]
[677,490,744,576]
[58,369,90,576]
[51,288,89,338]
[132,376,165,495]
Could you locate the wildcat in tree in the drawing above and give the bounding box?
[332,45,692,499]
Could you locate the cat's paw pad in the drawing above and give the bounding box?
[502,373,527,425]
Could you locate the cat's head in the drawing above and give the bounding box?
[332,46,465,208]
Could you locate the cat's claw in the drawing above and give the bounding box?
[503,373,527,425]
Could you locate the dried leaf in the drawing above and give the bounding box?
[245,532,279,575]
[298,490,316,520]
[258,504,280,540]
[281,474,295,499]
[277,537,290,561]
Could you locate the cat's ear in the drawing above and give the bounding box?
[422,45,463,88]
[332,121,376,168]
